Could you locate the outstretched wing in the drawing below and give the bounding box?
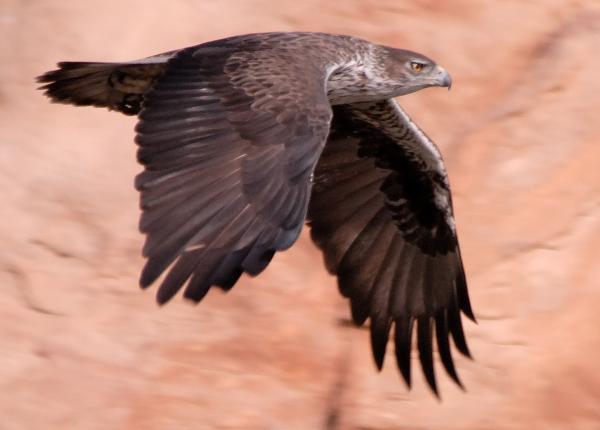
[308,99,475,395]
[135,35,333,304]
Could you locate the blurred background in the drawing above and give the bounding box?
[1,1,599,429]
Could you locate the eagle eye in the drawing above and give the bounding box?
[410,61,425,73]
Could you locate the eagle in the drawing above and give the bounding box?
[37,32,475,396]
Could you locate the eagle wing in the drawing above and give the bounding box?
[134,36,333,303]
[308,99,475,394]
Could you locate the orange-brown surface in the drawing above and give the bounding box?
[1,1,599,429]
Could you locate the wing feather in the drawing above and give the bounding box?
[134,38,332,303]
[308,99,474,394]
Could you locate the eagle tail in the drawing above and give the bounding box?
[36,62,130,112]
[37,58,170,115]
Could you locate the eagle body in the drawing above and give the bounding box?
[38,32,474,396]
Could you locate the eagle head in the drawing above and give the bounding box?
[382,47,452,96]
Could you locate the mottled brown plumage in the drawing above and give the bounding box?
[37,32,474,396]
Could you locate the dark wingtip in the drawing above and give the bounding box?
[370,316,391,371]
[155,280,178,305]
[155,293,171,306]
[143,260,187,306]
[139,262,160,290]
[139,280,172,306]
[435,311,465,389]
[455,249,476,323]
[417,317,439,397]
[350,300,369,326]
[182,280,211,303]
[460,288,477,323]
[448,307,473,359]
[466,309,477,324]
[394,317,414,389]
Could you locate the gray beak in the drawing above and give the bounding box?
[435,66,452,90]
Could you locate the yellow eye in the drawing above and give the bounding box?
[411,62,424,72]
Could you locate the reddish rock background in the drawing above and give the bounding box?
[1,1,599,429]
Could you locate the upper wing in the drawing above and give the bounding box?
[308,99,475,395]
[134,37,333,304]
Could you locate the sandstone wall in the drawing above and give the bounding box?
[1,1,599,428]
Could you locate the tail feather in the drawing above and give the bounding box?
[37,60,167,115]
[38,62,124,111]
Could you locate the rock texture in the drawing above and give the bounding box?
[1,1,599,429]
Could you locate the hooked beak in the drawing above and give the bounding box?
[434,66,452,90]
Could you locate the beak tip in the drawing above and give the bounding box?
[443,73,453,91]
[437,67,452,90]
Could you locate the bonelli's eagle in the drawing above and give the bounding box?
[38,32,475,395]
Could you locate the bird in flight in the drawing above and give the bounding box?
[38,32,475,396]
